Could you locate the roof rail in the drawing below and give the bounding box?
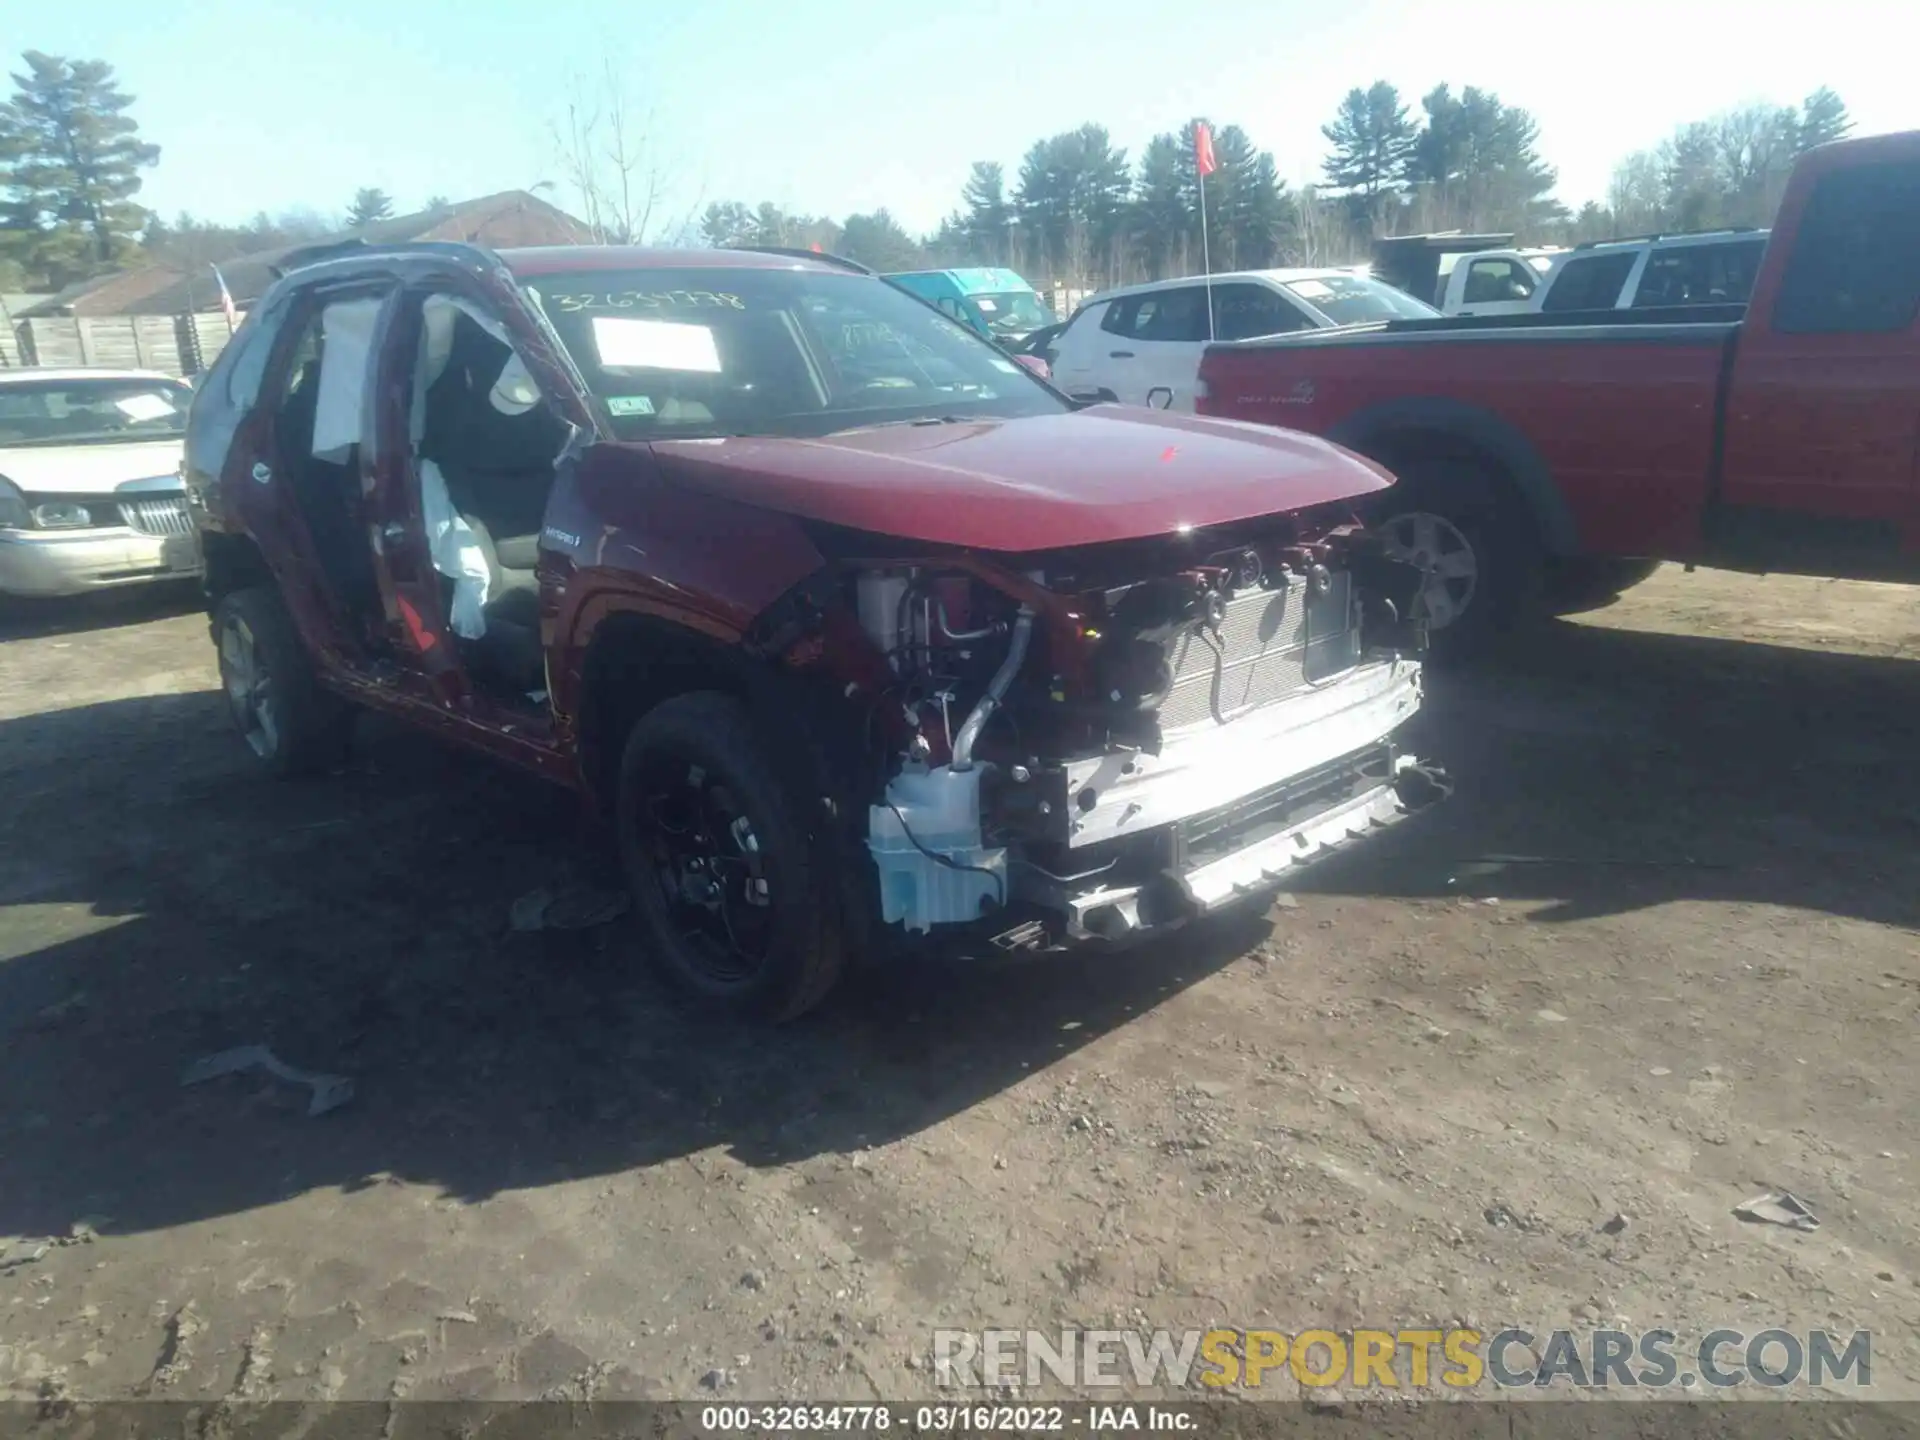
[727,244,872,275]
[271,237,370,277]
[1573,226,1763,250]
[270,238,496,279]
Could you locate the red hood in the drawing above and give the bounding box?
[644,407,1390,552]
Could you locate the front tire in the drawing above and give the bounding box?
[214,587,352,778]
[615,691,845,1021]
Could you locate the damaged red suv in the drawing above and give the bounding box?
[184,241,1446,1018]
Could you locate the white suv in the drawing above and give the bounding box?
[1049,269,1439,410]
[1534,230,1769,314]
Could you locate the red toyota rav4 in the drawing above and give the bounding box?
[184,241,1446,1018]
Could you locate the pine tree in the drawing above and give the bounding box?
[959,162,1013,264]
[1405,85,1560,233]
[346,188,395,227]
[1570,200,1612,243]
[1795,87,1853,153]
[1208,124,1289,270]
[1320,82,1417,233]
[752,201,796,245]
[1015,126,1130,283]
[0,50,160,286]
[699,201,755,248]
[1129,133,1195,279]
[837,209,923,272]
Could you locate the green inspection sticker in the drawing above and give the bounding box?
[606,395,656,416]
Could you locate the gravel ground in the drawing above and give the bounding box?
[1,566,1916,1411]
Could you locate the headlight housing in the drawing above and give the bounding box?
[0,478,30,530]
[30,500,93,529]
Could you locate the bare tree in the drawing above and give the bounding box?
[1290,187,1363,267]
[553,62,673,244]
[1714,104,1798,224]
[1606,151,1665,236]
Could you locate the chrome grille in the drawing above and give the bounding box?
[1156,572,1362,733]
[120,496,194,538]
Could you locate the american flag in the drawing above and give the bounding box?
[212,265,239,330]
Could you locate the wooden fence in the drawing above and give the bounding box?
[7,312,246,376]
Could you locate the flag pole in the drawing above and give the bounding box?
[1194,120,1216,343]
[214,265,234,335]
[1199,167,1214,342]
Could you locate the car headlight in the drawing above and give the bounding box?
[30,500,94,529]
[0,478,30,530]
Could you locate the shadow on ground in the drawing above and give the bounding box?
[0,614,1915,1244]
[0,581,202,642]
[1302,617,1920,929]
[0,682,1266,1244]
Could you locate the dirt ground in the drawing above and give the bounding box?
[1,566,1916,1410]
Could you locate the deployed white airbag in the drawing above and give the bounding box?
[417,458,491,640]
[311,297,383,462]
[489,352,541,414]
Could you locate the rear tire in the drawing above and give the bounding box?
[615,691,845,1021]
[213,587,353,778]
[1374,459,1542,661]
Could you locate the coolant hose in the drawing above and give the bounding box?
[950,606,1034,773]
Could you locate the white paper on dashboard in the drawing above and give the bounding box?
[591,316,722,374]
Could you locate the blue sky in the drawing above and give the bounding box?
[20,0,1913,238]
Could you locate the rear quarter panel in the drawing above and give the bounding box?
[1198,323,1733,557]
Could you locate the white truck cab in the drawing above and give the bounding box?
[1434,248,1563,316]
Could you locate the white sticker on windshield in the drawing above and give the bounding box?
[1288,279,1335,300]
[606,395,656,416]
[975,297,999,312]
[591,316,721,373]
[988,357,1019,373]
[115,392,176,422]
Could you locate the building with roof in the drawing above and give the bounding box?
[8,191,593,373]
[15,191,592,321]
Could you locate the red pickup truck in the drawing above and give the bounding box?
[1197,129,1920,652]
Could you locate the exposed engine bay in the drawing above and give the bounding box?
[763,509,1449,950]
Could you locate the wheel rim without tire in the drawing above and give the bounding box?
[1378,511,1479,631]
[637,759,774,988]
[220,617,279,759]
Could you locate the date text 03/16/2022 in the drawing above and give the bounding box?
[699,1405,1194,1433]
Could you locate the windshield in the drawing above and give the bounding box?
[1283,275,1439,325]
[0,377,193,447]
[523,268,1068,440]
[969,289,1055,335]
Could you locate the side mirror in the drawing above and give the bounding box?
[1012,353,1050,381]
[1146,386,1174,410]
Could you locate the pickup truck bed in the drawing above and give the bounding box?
[1200,307,1749,562]
[1197,128,1920,653]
